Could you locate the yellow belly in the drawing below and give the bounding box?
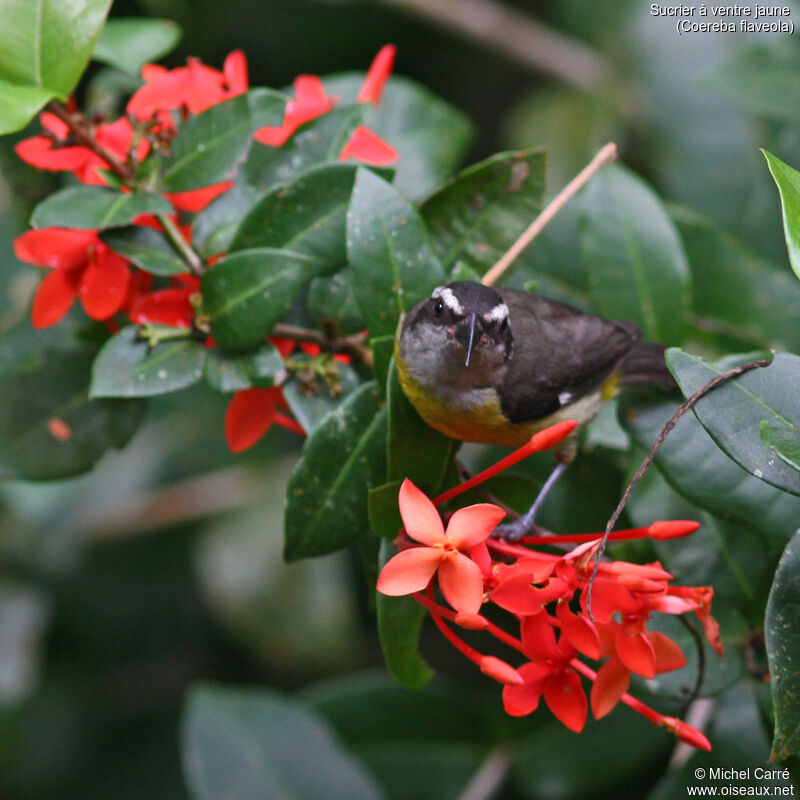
[395,343,619,448]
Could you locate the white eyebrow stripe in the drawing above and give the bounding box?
[432,286,464,315]
[483,303,509,323]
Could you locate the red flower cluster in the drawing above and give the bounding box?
[377,420,720,750]
[15,45,399,452]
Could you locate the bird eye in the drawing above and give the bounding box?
[434,299,444,317]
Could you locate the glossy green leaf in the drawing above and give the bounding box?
[204,341,285,393]
[90,326,206,398]
[376,540,433,690]
[0,1,111,104]
[31,186,172,230]
[324,74,474,200]
[282,360,362,434]
[0,325,143,480]
[0,79,59,135]
[386,360,457,494]
[307,268,365,337]
[761,423,800,473]
[368,480,403,540]
[667,349,800,496]
[160,89,285,192]
[181,684,385,800]
[369,334,394,392]
[763,150,800,282]
[580,165,691,342]
[92,17,181,76]
[230,163,364,269]
[765,530,800,760]
[192,185,261,258]
[284,382,386,560]
[620,393,800,541]
[202,248,320,351]
[347,168,445,338]
[99,225,187,276]
[672,205,800,350]
[420,150,545,274]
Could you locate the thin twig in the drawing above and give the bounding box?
[46,100,133,181]
[456,745,513,800]
[272,323,374,366]
[157,213,205,277]
[585,353,775,618]
[679,615,706,713]
[482,142,617,287]
[378,0,612,89]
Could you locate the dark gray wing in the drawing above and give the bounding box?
[497,289,641,423]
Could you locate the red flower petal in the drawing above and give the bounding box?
[616,626,656,679]
[438,551,484,614]
[79,247,130,320]
[502,662,550,716]
[129,289,195,328]
[15,228,96,269]
[445,503,506,548]
[580,576,638,622]
[223,50,249,94]
[15,136,90,171]
[31,268,81,328]
[376,546,443,596]
[398,479,445,546]
[544,670,587,732]
[648,631,687,674]
[591,657,630,719]
[253,122,294,147]
[339,126,398,166]
[556,603,601,660]
[492,574,568,616]
[480,656,524,685]
[357,44,396,104]
[166,181,233,212]
[520,611,559,660]
[224,388,279,452]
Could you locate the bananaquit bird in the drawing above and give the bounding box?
[394,281,675,538]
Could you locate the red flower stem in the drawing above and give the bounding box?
[274,412,306,436]
[520,528,650,546]
[45,100,133,181]
[486,538,561,561]
[424,587,484,666]
[433,421,578,506]
[484,620,525,652]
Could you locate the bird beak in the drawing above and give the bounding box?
[463,313,478,367]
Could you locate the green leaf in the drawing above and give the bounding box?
[160,89,286,192]
[0,0,111,102]
[386,360,457,494]
[620,392,800,541]
[420,150,546,275]
[92,17,181,76]
[202,248,321,352]
[192,184,261,258]
[308,268,365,337]
[579,165,691,342]
[347,168,445,338]
[90,326,206,398]
[369,334,394,392]
[672,205,800,350]
[761,423,800,473]
[204,341,285,393]
[324,74,474,200]
[99,225,186,276]
[284,382,386,561]
[230,163,367,270]
[282,361,362,434]
[31,186,172,230]
[181,684,385,800]
[377,540,433,690]
[667,349,800,497]
[0,78,55,135]
[763,150,800,282]
[765,530,800,760]
[0,326,143,480]
[368,480,403,540]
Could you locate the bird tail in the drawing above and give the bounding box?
[619,342,677,391]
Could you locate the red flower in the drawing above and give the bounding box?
[165,182,234,213]
[377,479,505,615]
[339,126,398,166]
[16,114,148,186]
[357,44,396,104]
[224,387,305,452]
[254,75,334,147]
[127,50,248,120]
[15,228,131,328]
